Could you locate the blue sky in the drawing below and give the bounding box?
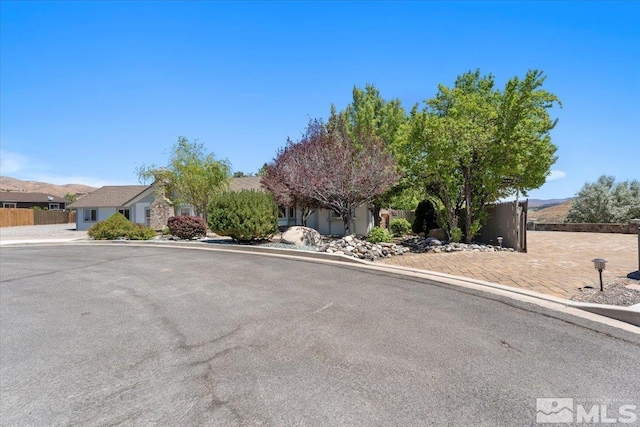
[1,1,638,199]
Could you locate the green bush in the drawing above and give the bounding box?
[389,218,411,237]
[412,199,438,234]
[88,212,156,240]
[207,190,278,242]
[167,215,207,239]
[367,226,393,244]
[449,226,463,243]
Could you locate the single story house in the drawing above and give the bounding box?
[232,177,374,236]
[68,177,374,236]
[67,185,160,231]
[0,192,67,210]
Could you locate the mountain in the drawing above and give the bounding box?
[528,200,573,223]
[527,198,573,209]
[0,176,98,198]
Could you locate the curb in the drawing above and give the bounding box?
[3,239,639,332]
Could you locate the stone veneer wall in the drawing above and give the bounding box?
[148,181,174,230]
[527,220,640,234]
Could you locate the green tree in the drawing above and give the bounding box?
[137,137,231,217]
[402,70,560,242]
[64,192,77,203]
[336,84,414,223]
[566,175,640,223]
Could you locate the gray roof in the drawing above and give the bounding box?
[0,192,67,203]
[66,177,263,209]
[229,177,264,192]
[67,185,151,208]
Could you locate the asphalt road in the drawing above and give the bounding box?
[1,244,639,426]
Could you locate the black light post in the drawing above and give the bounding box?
[592,258,607,292]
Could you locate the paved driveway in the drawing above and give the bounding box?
[1,245,638,426]
[383,231,639,298]
[0,223,87,242]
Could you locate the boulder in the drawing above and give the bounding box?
[428,228,448,241]
[281,226,322,247]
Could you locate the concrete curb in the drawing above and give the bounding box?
[3,238,639,333]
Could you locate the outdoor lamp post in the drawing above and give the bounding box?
[592,258,607,292]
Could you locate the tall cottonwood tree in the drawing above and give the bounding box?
[137,137,231,217]
[402,70,560,242]
[335,85,417,224]
[262,118,400,235]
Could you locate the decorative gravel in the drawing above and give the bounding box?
[571,277,640,307]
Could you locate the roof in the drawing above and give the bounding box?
[229,177,264,192]
[0,192,67,203]
[66,178,262,209]
[67,185,152,208]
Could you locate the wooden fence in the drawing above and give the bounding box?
[475,200,528,252]
[0,208,75,227]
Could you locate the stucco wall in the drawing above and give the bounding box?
[306,205,372,236]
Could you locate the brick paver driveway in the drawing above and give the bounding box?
[382,231,639,298]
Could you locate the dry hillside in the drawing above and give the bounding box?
[0,176,97,198]
[528,200,573,223]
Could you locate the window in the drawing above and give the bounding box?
[49,203,60,211]
[117,208,130,220]
[180,208,190,216]
[145,208,151,226]
[288,207,296,219]
[84,209,97,222]
[2,203,17,208]
[278,206,286,219]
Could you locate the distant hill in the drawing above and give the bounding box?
[528,200,573,223]
[0,176,97,198]
[527,198,573,209]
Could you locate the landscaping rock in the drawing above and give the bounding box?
[317,234,409,260]
[400,235,515,254]
[281,226,322,247]
[428,228,448,240]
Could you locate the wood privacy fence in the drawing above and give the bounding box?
[0,208,75,227]
[475,200,528,252]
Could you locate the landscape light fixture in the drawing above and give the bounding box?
[497,237,503,248]
[592,258,607,292]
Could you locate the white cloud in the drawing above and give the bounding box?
[0,150,31,175]
[547,170,567,181]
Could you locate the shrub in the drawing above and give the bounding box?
[566,175,640,223]
[207,190,278,242]
[412,199,438,234]
[389,218,411,237]
[367,226,393,244]
[167,215,207,239]
[449,226,463,243]
[88,212,156,240]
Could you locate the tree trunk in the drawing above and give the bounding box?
[371,204,381,228]
[342,213,351,236]
[301,207,316,227]
[464,181,473,244]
